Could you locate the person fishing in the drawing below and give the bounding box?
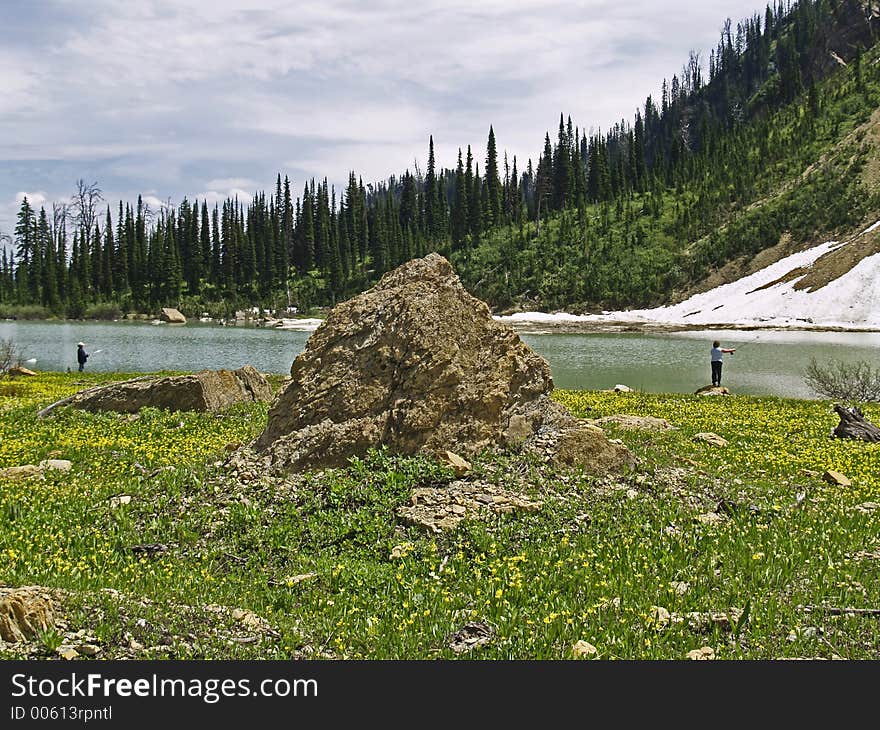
[76,342,89,372]
[710,340,735,387]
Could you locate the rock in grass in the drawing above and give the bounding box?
[397,481,542,533]
[284,573,318,586]
[77,643,101,657]
[694,385,730,396]
[651,606,671,627]
[572,640,598,658]
[446,621,494,654]
[0,587,56,643]
[0,465,42,480]
[40,459,72,472]
[438,450,472,477]
[591,415,676,431]
[822,470,851,487]
[7,366,37,377]
[686,646,716,660]
[693,432,729,447]
[254,253,634,475]
[70,365,272,414]
[855,502,880,513]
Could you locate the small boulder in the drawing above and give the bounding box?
[438,450,472,477]
[446,621,494,654]
[686,646,716,660]
[591,415,675,431]
[572,640,598,658]
[397,481,542,533]
[40,459,72,472]
[693,432,729,447]
[543,422,636,472]
[0,587,56,643]
[7,366,37,377]
[822,470,851,487]
[651,606,671,627]
[72,365,272,414]
[0,464,42,480]
[695,385,730,396]
[160,307,187,324]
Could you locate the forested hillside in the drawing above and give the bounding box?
[3,0,879,318]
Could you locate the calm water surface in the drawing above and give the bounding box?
[2,320,878,399]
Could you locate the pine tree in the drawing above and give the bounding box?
[553,114,571,209]
[424,136,440,240]
[452,149,468,248]
[485,126,502,226]
[14,197,36,302]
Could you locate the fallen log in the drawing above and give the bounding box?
[832,404,880,442]
[36,376,157,419]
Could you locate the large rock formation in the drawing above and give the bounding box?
[69,365,272,414]
[254,253,634,473]
[160,307,187,324]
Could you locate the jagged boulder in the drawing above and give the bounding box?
[0,587,56,643]
[160,307,187,324]
[254,253,634,474]
[70,365,272,414]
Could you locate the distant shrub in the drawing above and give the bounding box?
[0,304,51,320]
[84,302,123,320]
[804,358,880,402]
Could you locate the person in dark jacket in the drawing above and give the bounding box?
[77,342,89,372]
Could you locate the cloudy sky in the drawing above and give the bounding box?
[1,0,765,233]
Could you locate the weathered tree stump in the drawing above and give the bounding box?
[832,404,880,442]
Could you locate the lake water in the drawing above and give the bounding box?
[2,320,878,399]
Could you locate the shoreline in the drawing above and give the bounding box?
[4,313,880,335]
[500,318,880,335]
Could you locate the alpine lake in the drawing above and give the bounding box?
[2,319,878,400]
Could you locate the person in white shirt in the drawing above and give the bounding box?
[710,340,735,386]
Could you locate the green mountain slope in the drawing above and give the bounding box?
[453,9,880,312]
[5,0,880,318]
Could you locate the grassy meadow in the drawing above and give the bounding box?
[1,372,879,659]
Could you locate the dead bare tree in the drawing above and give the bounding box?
[52,201,69,264]
[70,179,103,241]
[832,404,880,442]
[0,338,20,375]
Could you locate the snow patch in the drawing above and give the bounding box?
[496,223,880,331]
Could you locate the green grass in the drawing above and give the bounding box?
[1,373,879,659]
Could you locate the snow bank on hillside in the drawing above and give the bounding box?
[497,225,880,330]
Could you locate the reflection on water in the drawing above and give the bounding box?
[2,320,878,399]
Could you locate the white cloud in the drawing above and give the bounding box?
[204,178,259,192]
[14,191,48,208]
[0,0,770,230]
[195,188,254,206]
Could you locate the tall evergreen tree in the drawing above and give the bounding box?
[485,126,502,227]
